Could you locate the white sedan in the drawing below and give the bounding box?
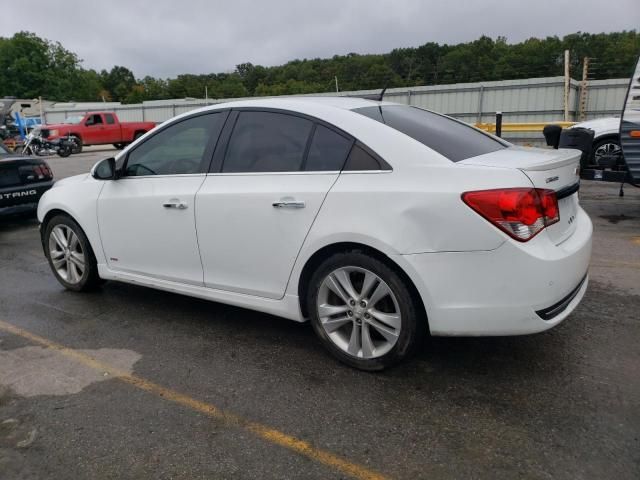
[38,97,592,370]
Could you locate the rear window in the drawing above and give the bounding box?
[353,105,507,162]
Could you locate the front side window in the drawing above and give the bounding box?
[125,113,225,176]
[105,114,115,125]
[304,125,353,171]
[354,105,507,162]
[63,116,83,125]
[223,111,313,173]
[86,114,103,126]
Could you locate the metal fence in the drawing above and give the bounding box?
[43,76,629,145]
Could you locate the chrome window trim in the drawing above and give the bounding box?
[207,171,340,177]
[118,173,207,180]
[204,170,392,177]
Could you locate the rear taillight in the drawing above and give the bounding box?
[462,188,559,242]
[21,164,53,182]
[33,164,52,180]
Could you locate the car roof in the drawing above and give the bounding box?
[201,95,398,112]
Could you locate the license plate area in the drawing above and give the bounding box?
[548,194,578,244]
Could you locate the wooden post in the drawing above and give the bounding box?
[579,57,589,121]
[564,49,570,121]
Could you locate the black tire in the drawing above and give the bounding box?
[113,143,125,150]
[133,131,145,141]
[591,137,622,168]
[306,250,426,371]
[43,214,102,292]
[70,136,82,154]
[57,145,71,158]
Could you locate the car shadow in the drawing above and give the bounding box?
[91,279,573,386]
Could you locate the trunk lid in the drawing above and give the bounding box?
[459,146,581,244]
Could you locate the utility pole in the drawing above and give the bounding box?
[563,49,570,121]
[334,76,339,93]
[578,57,590,121]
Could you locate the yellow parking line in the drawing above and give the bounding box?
[0,319,389,480]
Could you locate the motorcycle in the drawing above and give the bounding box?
[18,129,76,158]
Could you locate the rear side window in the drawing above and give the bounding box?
[105,114,115,125]
[305,125,352,171]
[343,144,383,170]
[354,105,507,162]
[223,111,313,173]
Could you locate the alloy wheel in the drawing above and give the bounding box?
[48,225,86,284]
[316,267,401,359]
[594,141,621,165]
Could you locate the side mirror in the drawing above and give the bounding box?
[91,157,118,180]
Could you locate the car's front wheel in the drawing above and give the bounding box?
[307,251,426,371]
[44,215,101,291]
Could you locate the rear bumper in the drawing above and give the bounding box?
[0,181,54,211]
[396,206,592,336]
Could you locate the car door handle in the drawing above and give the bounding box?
[163,201,188,210]
[272,200,305,209]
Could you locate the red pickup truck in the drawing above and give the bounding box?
[42,112,156,153]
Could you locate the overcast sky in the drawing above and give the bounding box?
[2,0,638,78]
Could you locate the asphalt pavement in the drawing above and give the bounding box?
[0,149,638,479]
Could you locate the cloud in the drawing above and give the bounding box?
[2,0,638,78]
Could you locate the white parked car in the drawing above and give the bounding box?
[569,117,622,166]
[38,97,592,370]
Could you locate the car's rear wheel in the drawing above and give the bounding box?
[57,145,71,157]
[44,215,101,291]
[307,251,425,371]
[592,137,622,168]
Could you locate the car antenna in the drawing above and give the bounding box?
[377,86,388,102]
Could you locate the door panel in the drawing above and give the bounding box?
[82,114,104,144]
[103,114,121,143]
[195,173,338,299]
[98,176,206,284]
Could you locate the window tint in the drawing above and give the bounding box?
[223,112,313,173]
[354,105,507,162]
[305,125,352,171]
[105,114,115,125]
[343,144,382,170]
[125,113,224,176]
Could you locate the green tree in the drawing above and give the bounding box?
[1,30,638,104]
[101,66,136,102]
[0,32,50,98]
